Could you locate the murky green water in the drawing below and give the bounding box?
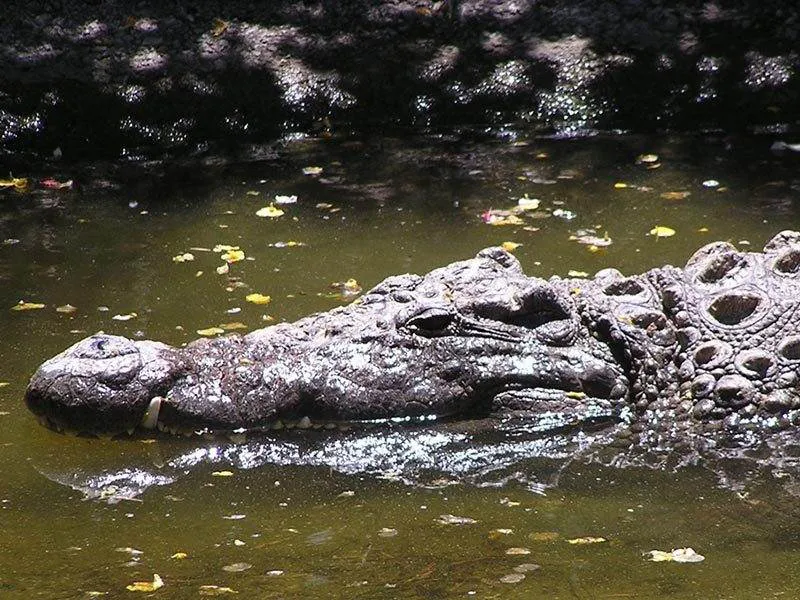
[3,131,800,598]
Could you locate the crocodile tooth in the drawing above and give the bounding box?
[284,420,296,429]
[297,416,312,429]
[126,428,134,436]
[140,397,162,430]
[271,420,284,430]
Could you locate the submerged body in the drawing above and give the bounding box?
[25,231,800,448]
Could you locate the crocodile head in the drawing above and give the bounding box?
[25,248,629,436]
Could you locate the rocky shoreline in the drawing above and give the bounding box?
[2,0,799,160]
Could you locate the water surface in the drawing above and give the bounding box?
[2,131,800,598]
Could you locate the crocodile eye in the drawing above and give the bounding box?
[405,308,455,334]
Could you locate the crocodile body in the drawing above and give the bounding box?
[25,231,800,448]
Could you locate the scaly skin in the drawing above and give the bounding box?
[25,232,800,441]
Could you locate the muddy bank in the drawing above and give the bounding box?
[1,0,799,160]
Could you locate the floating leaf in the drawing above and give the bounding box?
[126,573,163,592]
[0,177,29,191]
[11,301,45,311]
[567,270,589,278]
[256,205,284,218]
[378,528,398,538]
[303,166,323,175]
[505,547,531,555]
[614,182,629,189]
[245,190,260,196]
[571,230,612,247]
[435,514,477,525]
[220,249,245,263]
[0,382,9,388]
[199,585,238,596]
[40,178,74,189]
[212,470,234,477]
[56,304,78,314]
[501,241,522,252]
[269,241,306,248]
[649,226,676,238]
[566,536,607,545]
[552,208,577,220]
[646,548,705,563]
[197,327,225,336]
[171,552,188,559]
[211,18,229,37]
[222,562,251,573]
[481,210,524,226]
[216,264,230,275]
[514,563,541,573]
[636,153,659,164]
[245,293,271,305]
[660,191,691,201]
[172,252,195,263]
[213,244,237,252]
[517,197,540,210]
[702,179,720,188]
[274,195,298,205]
[218,322,247,331]
[499,573,525,584]
[112,312,137,321]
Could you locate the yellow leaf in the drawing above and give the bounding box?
[649,225,676,238]
[614,182,629,189]
[211,18,229,37]
[11,301,46,311]
[245,293,271,305]
[698,227,709,232]
[218,322,248,331]
[501,241,522,252]
[212,470,234,477]
[659,191,691,201]
[171,552,188,559]
[220,249,245,263]
[197,327,225,336]
[567,270,589,278]
[0,177,29,191]
[255,205,284,218]
[126,573,163,592]
[567,536,607,545]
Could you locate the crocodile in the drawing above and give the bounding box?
[25,231,800,449]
